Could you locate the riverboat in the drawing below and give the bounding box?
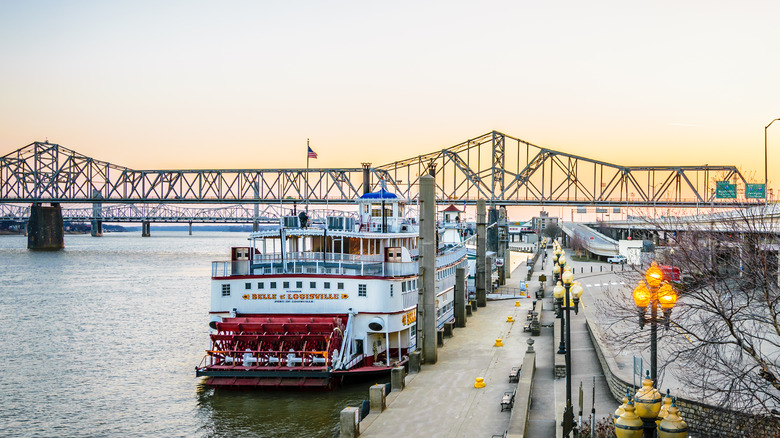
[196,187,468,389]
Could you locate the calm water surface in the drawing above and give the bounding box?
[0,232,377,437]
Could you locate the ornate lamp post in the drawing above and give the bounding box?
[628,261,681,438]
[554,281,566,352]
[632,261,677,383]
[560,265,583,437]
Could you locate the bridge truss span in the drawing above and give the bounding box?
[0,131,756,208]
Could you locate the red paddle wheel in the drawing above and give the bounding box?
[197,314,346,388]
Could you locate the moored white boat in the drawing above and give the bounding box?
[196,187,467,388]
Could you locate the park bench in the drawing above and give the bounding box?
[509,366,521,383]
[500,390,516,411]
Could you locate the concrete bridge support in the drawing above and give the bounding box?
[141,221,151,237]
[91,220,103,237]
[27,203,64,251]
[498,206,508,284]
[189,221,193,235]
[91,190,103,237]
[454,267,466,327]
[419,175,437,364]
[476,199,487,307]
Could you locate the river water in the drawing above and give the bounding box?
[0,232,378,437]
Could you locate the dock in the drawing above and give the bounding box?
[356,254,620,438]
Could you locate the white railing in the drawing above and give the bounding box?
[213,246,465,279]
[402,289,418,308]
[253,252,384,263]
[213,258,417,278]
[436,246,467,268]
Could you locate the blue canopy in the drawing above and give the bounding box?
[359,189,398,200]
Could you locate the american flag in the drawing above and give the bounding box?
[307,146,318,159]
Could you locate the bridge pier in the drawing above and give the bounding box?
[188,221,193,235]
[476,199,487,307]
[27,203,64,251]
[501,206,510,281]
[141,221,151,237]
[419,175,437,364]
[91,220,103,237]
[91,191,103,237]
[454,267,466,327]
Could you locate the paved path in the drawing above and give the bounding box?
[359,251,620,438]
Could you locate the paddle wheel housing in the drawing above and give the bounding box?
[197,314,347,388]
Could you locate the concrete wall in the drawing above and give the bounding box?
[585,319,780,437]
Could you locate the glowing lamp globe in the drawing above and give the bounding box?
[657,283,678,309]
[645,261,664,288]
[633,282,651,308]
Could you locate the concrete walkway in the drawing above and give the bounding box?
[359,252,620,438]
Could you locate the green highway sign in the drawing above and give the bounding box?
[716,181,737,199]
[746,183,766,199]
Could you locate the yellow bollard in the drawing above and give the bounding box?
[515,301,520,307]
[474,377,485,388]
[507,316,514,322]
[494,338,503,347]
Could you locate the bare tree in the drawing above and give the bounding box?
[599,206,780,422]
[542,222,561,239]
[570,233,588,258]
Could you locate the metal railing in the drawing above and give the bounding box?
[213,246,466,278]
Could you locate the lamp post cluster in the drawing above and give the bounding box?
[614,261,687,438]
[550,241,583,437]
[614,378,688,438]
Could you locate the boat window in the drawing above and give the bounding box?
[296,281,303,288]
[390,284,394,297]
[245,282,251,290]
[337,282,344,290]
[270,282,277,289]
[283,281,290,288]
[324,282,331,289]
[385,247,402,262]
[358,284,367,297]
[221,284,230,297]
[310,281,316,289]
[258,282,264,289]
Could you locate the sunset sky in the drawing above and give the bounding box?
[1,1,779,187]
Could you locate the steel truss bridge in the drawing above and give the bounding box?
[0,203,354,224]
[0,130,757,223]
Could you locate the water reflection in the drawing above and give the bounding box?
[195,378,388,438]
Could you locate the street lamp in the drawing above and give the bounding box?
[629,261,680,438]
[632,261,677,383]
[560,266,583,437]
[765,118,780,203]
[554,281,565,352]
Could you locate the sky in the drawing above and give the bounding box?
[1,0,779,188]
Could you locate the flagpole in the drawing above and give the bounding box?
[306,139,310,213]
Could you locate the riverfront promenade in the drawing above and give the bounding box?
[359,253,620,438]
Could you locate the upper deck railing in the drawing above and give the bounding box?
[212,246,467,278]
